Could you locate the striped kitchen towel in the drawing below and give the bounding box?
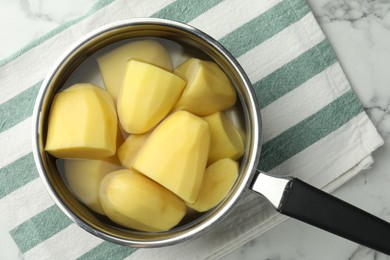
[0,0,384,259]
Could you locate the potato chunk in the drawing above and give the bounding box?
[117,133,150,169]
[174,58,236,116]
[187,158,238,212]
[64,157,121,215]
[133,110,210,204]
[99,169,186,232]
[117,60,186,134]
[97,40,172,101]
[45,84,117,159]
[203,112,244,164]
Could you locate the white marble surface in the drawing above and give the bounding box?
[1,0,390,259]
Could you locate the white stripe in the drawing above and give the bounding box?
[238,12,325,83]
[261,63,350,143]
[268,112,383,186]
[0,0,175,105]
[24,224,102,260]
[189,0,281,40]
[0,118,32,168]
[0,178,53,230]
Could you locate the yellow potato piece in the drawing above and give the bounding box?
[203,112,244,164]
[117,133,150,169]
[187,158,238,212]
[97,40,172,101]
[133,110,210,204]
[174,58,236,116]
[45,84,117,159]
[115,124,126,149]
[99,169,186,232]
[64,157,121,215]
[117,60,186,134]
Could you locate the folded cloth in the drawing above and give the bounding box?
[0,0,384,259]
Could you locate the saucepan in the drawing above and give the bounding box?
[32,18,390,254]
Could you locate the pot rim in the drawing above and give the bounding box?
[32,18,263,247]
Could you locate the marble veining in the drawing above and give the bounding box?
[310,0,390,138]
[0,0,96,59]
[20,0,53,22]
[21,0,97,24]
[366,104,390,139]
[319,0,390,24]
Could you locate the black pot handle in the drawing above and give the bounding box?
[251,171,390,255]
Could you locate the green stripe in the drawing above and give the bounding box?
[0,81,41,134]
[10,205,72,253]
[0,0,116,68]
[258,90,364,172]
[152,0,224,23]
[0,153,38,199]
[254,39,337,109]
[220,0,310,57]
[78,241,137,260]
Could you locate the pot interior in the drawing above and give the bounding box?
[33,19,261,247]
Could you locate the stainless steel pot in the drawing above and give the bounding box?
[32,18,390,254]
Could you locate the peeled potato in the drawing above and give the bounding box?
[64,157,121,215]
[45,84,117,159]
[203,112,244,164]
[117,133,150,169]
[115,124,126,149]
[117,60,186,134]
[97,40,172,101]
[187,158,238,212]
[50,41,244,232]
[174,58,236,116]
[133,110,210,204]
[99,169,186,232]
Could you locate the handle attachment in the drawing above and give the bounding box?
[251,171,390,255]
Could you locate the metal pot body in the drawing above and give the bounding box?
[32,18,262,248]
